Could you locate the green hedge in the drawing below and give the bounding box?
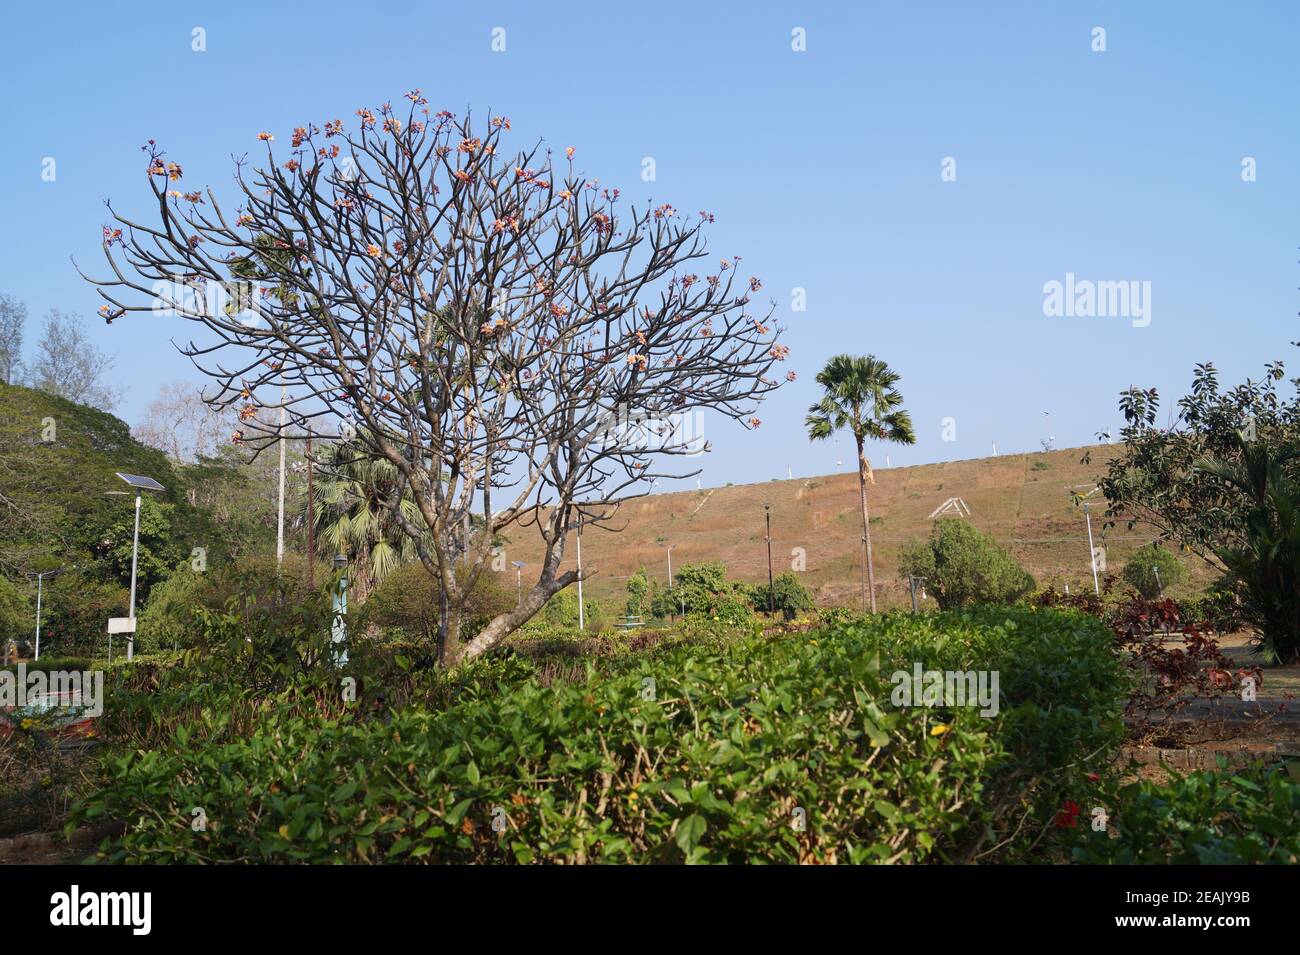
[1066,763,1300,864]
[74,607,1123,863]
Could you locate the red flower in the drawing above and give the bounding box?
[1053,800,1081,829]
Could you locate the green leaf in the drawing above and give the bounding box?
[676,814,707,854]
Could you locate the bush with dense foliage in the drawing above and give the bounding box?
[369,562,515,649]
[767,571,815,620]
[1121,543,1185,599]
[73,607,1122,863]
[1064,763,1300,864]
[1196,437,1300,663]
[37,576,128,657]
[0,575,32,648]
[897,518,1035,610]
[136,562,206,653]
[625,569,649,617]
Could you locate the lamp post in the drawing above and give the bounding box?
[1153,565,1164,597]
[276,386,287,568]
[764,503,774,614]
[32,567,67,661]
[512,561,525,602]
[332,552,349,666]
[1084,502,1100,596]
[113,473,165,660]
[305,433,315,590]
[575,514,584,631]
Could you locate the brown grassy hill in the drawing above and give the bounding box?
[503,444,1213,611]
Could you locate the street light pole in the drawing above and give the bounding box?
[575,515,584,631]
[112,473,165,662]
[1084,503,1100,596]
[276,387,287,568]
[764,504,774,614]
[306,433,315,590]
[34,571,46,660]
[332,553,349,666]
[127,489,142,660]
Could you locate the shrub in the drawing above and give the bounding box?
[1122,543,1185,598]
[1065,763,1300,864]
[768,572,814,620]
[189,564,351,689]
[1196,438,1300,663]
[0,575,32,650]
[136,562,206,653]
[897,518,1035,610]
[536,588,600,629]
[625,569,649,617]
[39,576,128,657]
[369,562,515,647]
[75,607,1122,864]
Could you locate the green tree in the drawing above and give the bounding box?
[97,495,180,601]
[1093,359,1300,566]
[137,562,206,653]
[769,571,814,621]
[369,561,514,647]
[40,576,129,657]
[0,575,32,647]
[806,355,916,613]
[898,518,1035,610]
[1122,543,1186,599]
[625,569,649,617]
[1195,437,1300,663]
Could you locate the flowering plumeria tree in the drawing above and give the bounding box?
[83,94,788,663]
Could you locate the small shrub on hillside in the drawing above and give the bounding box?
[898,518,1035,610]
[625,569,649,617]
[768,572,815,620]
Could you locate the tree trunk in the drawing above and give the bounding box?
[438,600,461,668]
[458,583,556,663]
[856,435,878,613]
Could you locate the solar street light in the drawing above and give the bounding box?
[114,472,164,661]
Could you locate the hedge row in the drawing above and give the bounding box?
[76,608,1124,863]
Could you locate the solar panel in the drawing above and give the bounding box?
[115,472,165,491]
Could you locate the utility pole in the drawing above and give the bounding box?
[32,569,62,660]
[305,433,315,590]
[764,504,774,614]
[1084,503,1101,596]
[575,514,584,631]
[276,386,287,568]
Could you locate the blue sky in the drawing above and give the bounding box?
[2,1,1298,489]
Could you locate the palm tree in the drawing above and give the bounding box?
[806,355,916,612]
[311,437,426,605]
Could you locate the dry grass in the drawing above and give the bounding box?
[502,443,1218,610]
